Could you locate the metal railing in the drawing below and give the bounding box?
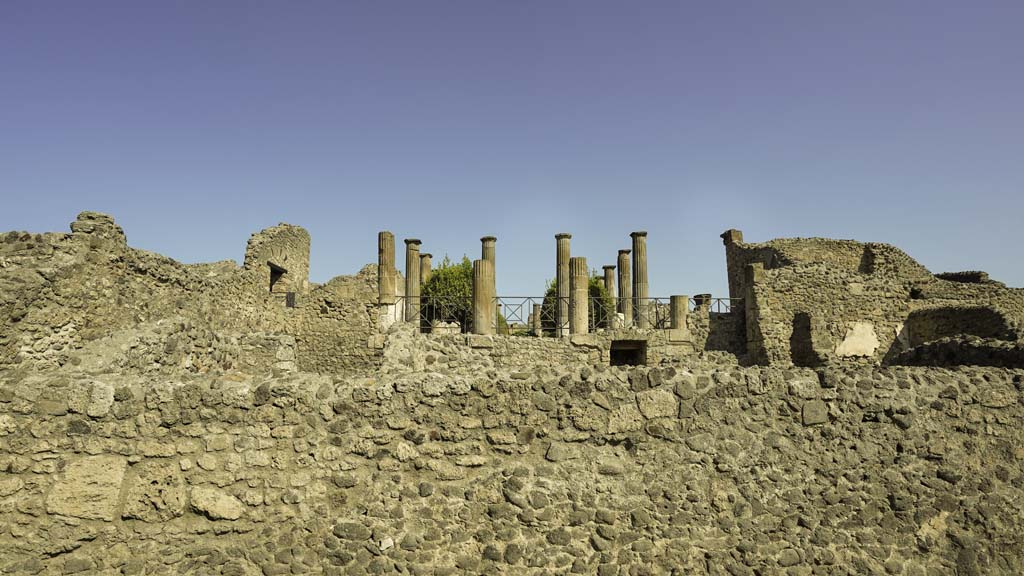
[389,295,744,335]
[689,296,741,314]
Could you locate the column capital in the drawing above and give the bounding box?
[419,253,432,259]
[602,264,616,271]
[629,231,648,239]
[618,249,631,255]
[480,236,497,243]
[555,233,572,240]
[404,238,421,246]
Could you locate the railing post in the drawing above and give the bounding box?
[570,256,588,334]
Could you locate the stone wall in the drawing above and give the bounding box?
[243,224,311,297]
[725,231,1024,367]
[1,360,1021,574]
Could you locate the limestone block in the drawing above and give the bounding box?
[834,322,880,357]
[636,388,678,419]
[86,381,115,418]
[190,486,244,520]
[122,460,186,522]
[802,400,829,425]
[46,455,127,521]
[607,404,643,434]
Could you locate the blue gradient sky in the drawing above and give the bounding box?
[2,1,1021,297]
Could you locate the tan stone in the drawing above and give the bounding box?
[190,486,244,520]
[46,455,127,521]
[834,322,880,357]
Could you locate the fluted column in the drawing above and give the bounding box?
[555,233,571,337]
[404,239,421,322]
[472,259,495,335]
[377,232,396,305]
[602,265,616,298]
[531,303,542,336]
[419,253,432,285]
[481,236,497,328]
[631,232,649,329]
[670,295,689,330]
[569,256,588,334]
[617,249,632,328]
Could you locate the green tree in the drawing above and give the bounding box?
[421,255,473,331]
[540,273,616,334]
[421,255,507,333]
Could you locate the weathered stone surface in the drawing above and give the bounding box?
[636,387,677,419]
[46,455,126,521]
[190,486,243,520]
[834,322,881,357]
[802,399,829,425]
[122,460,187,522]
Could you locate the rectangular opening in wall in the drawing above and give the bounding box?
[610,340,647,366]
[269,263,287,293]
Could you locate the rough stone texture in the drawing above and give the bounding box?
[45,455,127,521]
[723,231,1024,366]
[1,214,1023,574]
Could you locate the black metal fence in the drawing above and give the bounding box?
[389,295,742,335]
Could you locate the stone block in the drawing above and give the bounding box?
[802,400,829,426]
[636,388,677,419]
[122,460,186,522]
[190,486,244,520]
[46,455,127,521]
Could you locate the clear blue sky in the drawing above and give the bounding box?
[2,1,1021,297]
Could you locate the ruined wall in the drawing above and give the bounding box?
[726,231,1024,366]
[1,360,1022,575]
[288,266,382,374]
[0,213,381,376]
[243,224,311,296]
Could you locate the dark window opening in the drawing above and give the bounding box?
[269,263,287,293]
[610,340,647,366]
[285,292,296,308]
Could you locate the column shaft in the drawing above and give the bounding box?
[556,234,572,337]
[377,232,396,305]
[569,256,589,334]
[617,249,632,328]
[670,295,689,330]
[481,236,497,329]
[404,239,421,323]
[472,259,495,335]
[531,303,542,336]
[419,253,432,285]
[631,232,649,329]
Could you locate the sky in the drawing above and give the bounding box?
[1,1,1021,298]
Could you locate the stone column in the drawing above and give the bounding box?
[419,253,432,285]
[670,295,689,330]
[404,239,421,323]
[617,249,632,328]
[472,259,495,335]
[569,256,588,334]
[481,236,496,327]
[377,232,396,305]
[495,302,504,335]
[555,233,571,337]
[531,303,542,336]
[602,265,616,298]
[631,232,649,329]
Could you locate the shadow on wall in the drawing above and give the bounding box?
[884,305,1019,363]
[790,312,825,367]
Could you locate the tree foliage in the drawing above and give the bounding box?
[539,273,616,334]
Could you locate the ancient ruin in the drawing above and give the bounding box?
[0,211,1022,574]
